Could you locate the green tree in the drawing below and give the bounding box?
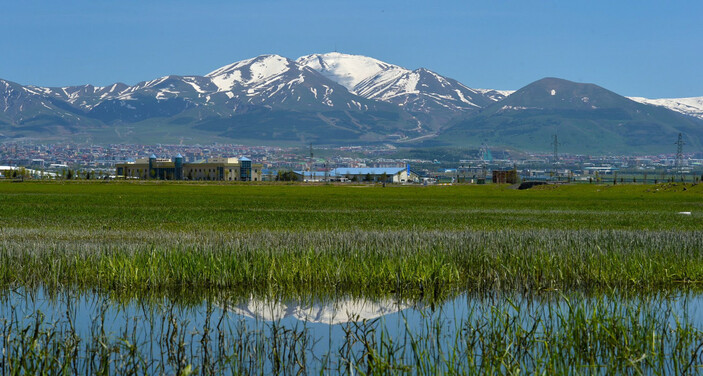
[275,170,299,182]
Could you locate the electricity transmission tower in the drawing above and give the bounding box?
[479,142,489,180]
[675,133,685,181]
[309,143,314,182]
[551,134,559,180]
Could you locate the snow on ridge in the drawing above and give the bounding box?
[206,56,259,77]
[206,54,292,92]
[454,89,478,107]
[355,69,408,98]
[182,77,206,93]
[628,96,703,119]
[297,52,409,92]
[475,88,514,101]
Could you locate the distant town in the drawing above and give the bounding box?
[1,142,702,184]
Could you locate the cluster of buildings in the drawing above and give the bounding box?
[3,142,703,184]
[289,166,419,183]
[0,143,279,170]
[115,155,421,183]
[116,155,263,181]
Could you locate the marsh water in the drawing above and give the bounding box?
[2,288,703,374]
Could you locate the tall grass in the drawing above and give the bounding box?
[2,227,703,295]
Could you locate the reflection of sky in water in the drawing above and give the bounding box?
[3,289,703,372]
[4,289,703,334]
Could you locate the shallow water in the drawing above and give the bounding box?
[2,288,703,374]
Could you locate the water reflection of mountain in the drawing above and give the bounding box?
[226,297,414,325]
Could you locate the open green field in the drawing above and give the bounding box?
[3,181,703,373]
[1,181,702,295]
[2,181,702,231]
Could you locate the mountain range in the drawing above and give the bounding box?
[1,52,701,153]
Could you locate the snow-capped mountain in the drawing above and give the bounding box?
[0,78,98,134]
[2,52,702,150]
[628,96,703,120]
[297,52,508,118]
[1,54,428,143]
[3,52,511,128]
[204,54,388,111]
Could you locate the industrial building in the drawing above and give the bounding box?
[492,170,519,184]
[293,166,419,183]
[115,155,262,181]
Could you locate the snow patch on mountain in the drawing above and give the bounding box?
[182,77,206,93]
[206,55,292,92]
[298,52,506,114]
[475,89,514,101]
[297,52,407,92]
[628,96,703,120]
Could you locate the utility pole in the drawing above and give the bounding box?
[675,133,685,181]
[479,143,488,182]
[551,134,559,181]
[309,143,314,183]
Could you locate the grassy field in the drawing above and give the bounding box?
[1,181,702,295]
[1,181,702,231]
[3,181,703,373]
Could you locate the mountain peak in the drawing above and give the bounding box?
[206,54,294,92]
[297,52,407,91]
[505,77,625,109]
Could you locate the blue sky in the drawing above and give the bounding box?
[1,1,700,98]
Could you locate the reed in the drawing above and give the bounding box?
[1,290,702,374]
[1,227,703,295]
